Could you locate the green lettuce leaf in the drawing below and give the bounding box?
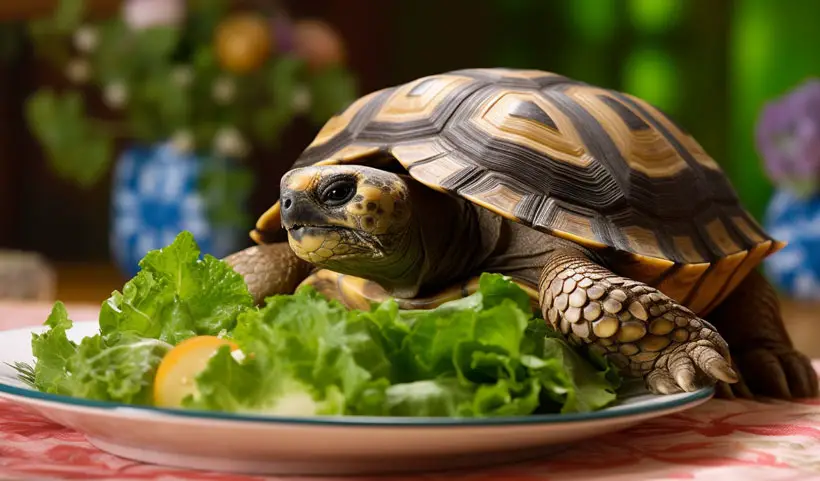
[30,302,173,403]
[522,318,620,413]
[433,272,534,314]
[63,333,172,404]
[190,273,618,417]
[26,231,619,416]
[99,231,254,345]
[358,378,475,417]
[30,302,78,395]
[28,231,254,403]
[185,286,393,415]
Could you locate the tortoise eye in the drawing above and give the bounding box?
[320,178,357,206]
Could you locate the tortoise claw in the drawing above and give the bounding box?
[645,320,737,394]
[714,359,753,399]
[736,347,818,400]
[646,369,684,394]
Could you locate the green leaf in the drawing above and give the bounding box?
[91,20,135,84]
[472,377,541,416]
[199,158,253,228]
[137,66,191,134]
[364,378,475,417]
[187,286,388,415]
[125,101,162,142]
[184,345,266,412]
[99,231,254,345]
[24,90,113,187]
[29,302,172,404]
[191,273,618,417]
[242,57,304,147]
[67,333,172,404]
[186,0,229,45]
[268,57,301,115]
[53,0,85,32]
[26,0,87,66]
[307,66,357,124]
[28,237,619,416]
[130,26,181,66]
[193,44,218,72]
[523,333,619,414]
[30,302,78,395]
[29,232,256,403]
[423,273,533,315]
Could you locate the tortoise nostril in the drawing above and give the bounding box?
[283,198,293,210]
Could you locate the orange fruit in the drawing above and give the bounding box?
[153,335,240,408]
[215,13,273,74]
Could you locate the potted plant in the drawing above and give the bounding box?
[756,78,820,299]
[23,0,357,276]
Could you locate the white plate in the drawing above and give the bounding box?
[0,320,712,476]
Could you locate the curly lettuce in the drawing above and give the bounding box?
[26,231,253,404]
[185,274,620,416]
[23,231,620,416]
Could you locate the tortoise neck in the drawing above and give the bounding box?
[410,186,497,296]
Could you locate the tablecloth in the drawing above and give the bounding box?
[3,302,820,481]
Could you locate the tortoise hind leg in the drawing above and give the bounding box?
[708,269,818,400]
[539,246,737,394]
[223,242,313,305]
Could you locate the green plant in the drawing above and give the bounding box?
[24,0,357,188]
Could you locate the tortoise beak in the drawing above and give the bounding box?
[251,167,324,245]
[279,187,329,232]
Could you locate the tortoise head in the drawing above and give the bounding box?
[269,164,425,297]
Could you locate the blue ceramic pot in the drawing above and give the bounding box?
[763,188,820,300]
[110,142,250,277]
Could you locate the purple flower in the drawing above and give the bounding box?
[755,78,820,191]
[272,13,295,53]
[123,0,185,31]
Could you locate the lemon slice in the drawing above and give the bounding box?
[153,335,240,408]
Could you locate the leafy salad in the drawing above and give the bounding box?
[14,232,621,417]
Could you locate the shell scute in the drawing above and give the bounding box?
[289,68,781,313]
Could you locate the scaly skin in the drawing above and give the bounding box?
[225,163,742,395]
[223,242,312,305]
[538,247,738,394]
[277,165,427,299]
[709,269,818,399]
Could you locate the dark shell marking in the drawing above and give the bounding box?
[290,67,783,316]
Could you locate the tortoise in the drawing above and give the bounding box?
[224,67,817,399]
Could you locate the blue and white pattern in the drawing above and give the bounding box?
[763,188,820,300]
[110,143,248,277]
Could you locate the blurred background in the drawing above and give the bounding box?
[0,1,818,348]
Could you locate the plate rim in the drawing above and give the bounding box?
[0,321,714,429]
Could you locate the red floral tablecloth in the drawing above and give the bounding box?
[3,303,820,481]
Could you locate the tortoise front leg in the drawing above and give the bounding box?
[223,242,313,305]
[539,247,737,394]
[708,269,818,400]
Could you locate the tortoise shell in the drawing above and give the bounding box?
[263,68,783,314]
